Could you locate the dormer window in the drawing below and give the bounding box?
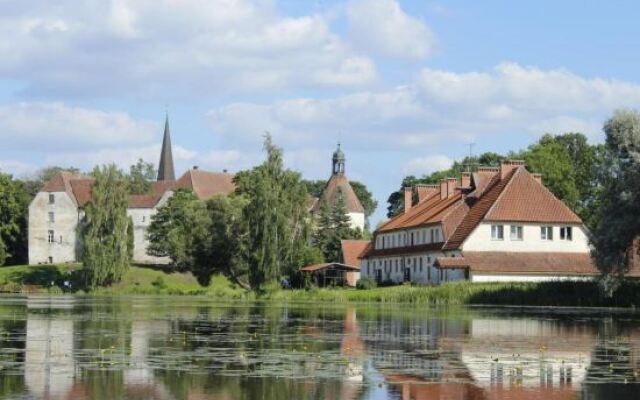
[491,225,504,240]
[560,226,573,241]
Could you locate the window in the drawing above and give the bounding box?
[48,194,55,204]
[59,235,62,244]
[48,212,55,223]
[430,229,435,243]
[510,225,523,241]
[411,232,415,245]
[560,226,573,241]
[419,258,423,272]
[541,226,553,241]
[47,230,54,243]
[142,216,146,222]
[491,225,504,240]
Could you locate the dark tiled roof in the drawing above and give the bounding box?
[312,174,364,214]
[435,252,598,275]
[341,240,370,266]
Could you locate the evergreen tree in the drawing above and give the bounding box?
[81,165,132,287]
[234,134,313,290]
[326,189,354,262]
[312,198,333,260]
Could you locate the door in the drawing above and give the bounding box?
[404,268,411,282]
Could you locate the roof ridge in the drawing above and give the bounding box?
[483,166,523,218]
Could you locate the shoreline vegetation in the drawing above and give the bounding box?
[2,264,640,308]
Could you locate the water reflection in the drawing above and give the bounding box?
[0,296,639,399]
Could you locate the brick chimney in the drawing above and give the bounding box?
[446,177,458,198]
[532,173,542,184]
[404,187,413,213]
[415,184,439,202]
[500,160,525,180]
[440,179,447,200]
[461,172,471,188]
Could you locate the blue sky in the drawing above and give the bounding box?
[1,0,640,225]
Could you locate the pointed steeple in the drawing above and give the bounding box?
[157,113,175,181]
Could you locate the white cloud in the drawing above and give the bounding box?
[0,102,157,151]
[403,155,453,176]
[347,0,435,59]
[0,0,377,97]
[0,159,37,177]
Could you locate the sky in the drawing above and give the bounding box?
[2,0,640,225]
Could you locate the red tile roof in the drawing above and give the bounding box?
[40,168,236,209]
[435,252,598,275]
[340,240,370,266]
[484,167,581,223]
[377,191,461,233]
[312,174,364,214]
[173,169,235,199]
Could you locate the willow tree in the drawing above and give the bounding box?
[234,135,313,290]
[81,165,132,287]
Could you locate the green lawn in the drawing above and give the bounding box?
[1,264,639,308]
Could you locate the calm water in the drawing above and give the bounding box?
[0,296,639,399]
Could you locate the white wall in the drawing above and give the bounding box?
[127,208,170,264]
[462,222,590,253]
[361,253,443,285]
[28,192,80,265]
[470,274,594,283]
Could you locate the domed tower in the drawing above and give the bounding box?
[312,143,365,231]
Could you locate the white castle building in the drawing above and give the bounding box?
[28,116,235,265]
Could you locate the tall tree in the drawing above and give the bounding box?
[81,165,132,287]
[234,135,313,290]
[146,189,210,274]
[127,159,157,195]
[0,172,30,265]
[592,110,640,278]
[312,198,333,261]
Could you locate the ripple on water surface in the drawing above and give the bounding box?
[0,295,639,399]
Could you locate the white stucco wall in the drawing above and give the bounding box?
[347,212,365,231]
[470,274,594,283]
[127,208,170,264]
[461,222,590,253]
[361,252,446,285]
[28,192,80,265]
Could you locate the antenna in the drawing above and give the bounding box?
[466,142,476,173]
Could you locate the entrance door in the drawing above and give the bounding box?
[404,268,411,282]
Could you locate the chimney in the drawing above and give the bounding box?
[446,177,458,198]
[500,160,525,179]
[461,172,471,188]
[415,184,439,202]
[440,179,447,200]
[532,173,542,184]
[404,187,413,213]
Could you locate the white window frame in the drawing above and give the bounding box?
[48,212,55,223]
[541,226,553,241]
[491,225,504,240]
[47,230,55,244]
[510,225,523,241]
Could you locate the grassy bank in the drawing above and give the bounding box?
[2,264,640,308]
[0,264,251,299]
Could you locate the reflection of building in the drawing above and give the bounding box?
[28,116,235,265]
[361,160,596,285]
[25,300,75,400]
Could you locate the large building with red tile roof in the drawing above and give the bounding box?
[28,117,236,265]
[360,160,596,284]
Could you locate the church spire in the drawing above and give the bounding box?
[157,113,175,181]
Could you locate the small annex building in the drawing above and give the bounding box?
[28,116,235,265]
[360,160,599,284]
[300,239,370,287]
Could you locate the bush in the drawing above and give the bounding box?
[151,276,168,290]
[356,277,377,290]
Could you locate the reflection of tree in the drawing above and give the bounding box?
[0,317,27,398]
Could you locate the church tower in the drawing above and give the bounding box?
[332,142,345,175]
[157,114,175,181]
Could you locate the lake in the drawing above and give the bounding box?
[0,296,638,399]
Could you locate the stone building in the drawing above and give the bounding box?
[28,116,235,265]
[360,160,597,284]
[311,144,366,231]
